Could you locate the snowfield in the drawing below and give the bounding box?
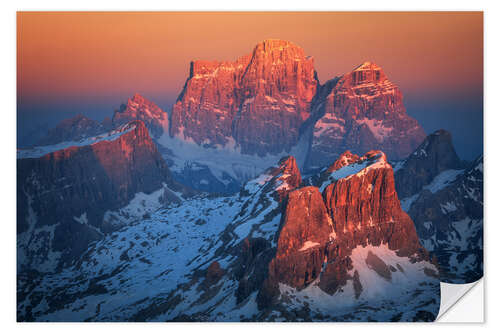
[17,123,137,159]
[18,153,441,322]
[277,244,439,321]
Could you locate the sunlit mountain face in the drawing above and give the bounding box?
[17,12,483,322]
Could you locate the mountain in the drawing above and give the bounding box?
[37,114,106,146]
[307,62,426,170]
[407,157,483,283]
[259,151,439,320]
[155,39,318,193]
[17,151,440,322]
[394,130,483,283]
[170,39,318,156]
[112,93,169,139]
[17,120,188,273]
[394,129,463,198]
[28,41,429,196]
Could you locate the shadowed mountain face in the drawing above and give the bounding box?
[16,38,482,322]
[394,129,462,199]
[37,115,106,146]
[394,130,483,283]
[18,152,441,322]
[17,121,188,272]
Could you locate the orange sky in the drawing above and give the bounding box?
[17,11,482,102]
[17,12,483,159]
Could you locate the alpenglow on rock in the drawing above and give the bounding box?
[18,151,441,321]
[17,120,187,272]
[307,62,426,169]
[30,41,429,196]
[112,93,169,139]
[170,39,318,157]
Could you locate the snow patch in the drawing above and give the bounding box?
[423,169,464,193]
[17,122,137,159]
[299,241,320,252]
[356,118,393,142]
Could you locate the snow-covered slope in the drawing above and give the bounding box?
[17,121,188,274]
[17,156,300,321]
[403,157,483,283]
[18,153,440,322]
[17,122,137,159]
[156,129,309,194]
[277,244,439,322]
[393,130,483,283]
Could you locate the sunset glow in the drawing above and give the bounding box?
[17,11,483,158]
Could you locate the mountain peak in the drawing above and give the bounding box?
[130,92,147,103]
[242,155,302,201]
[364,150,388,163]
[113,94,167,138]
[36,114,105,146]
[317,150,389,192]
[171,38,318,156]
[346,61,387,85]
[277,155,299,172]
[255,39,302,51]
[272,156,302,198]
[309,56,426,166]
[331,150,389,176]
[266,146,431,301]
[394,129,461,199]
[251,39,308,62]
[126,93,157,108]
[415,129,458,161]
[354,61,382,71]
[328,151,360,172]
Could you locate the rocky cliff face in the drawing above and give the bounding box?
[31,42,430,196]
[18,151,440,322]
[394,129,462,199]
[170,39,318,156]
[17,120,185,272]
[112,93,168,139]
[262,151,432,305]
[308,62,426,169]
[37,115,106,146]
[393,131,483,283]
[406,156,483,283]
[267,186,333,289]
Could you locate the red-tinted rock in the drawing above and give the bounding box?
[270,156,303,201]
[170,39,319,156]
[242,155,302,203]
[17,120,185,268]
[308,62,426,168]
[113,93,168,138]
[268,186,333,289]
[327,150,360,173]
[322,151,422,256]
[205,261,225,285]
[262,150,428,301]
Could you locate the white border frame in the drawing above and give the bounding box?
[3,1,495,331]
